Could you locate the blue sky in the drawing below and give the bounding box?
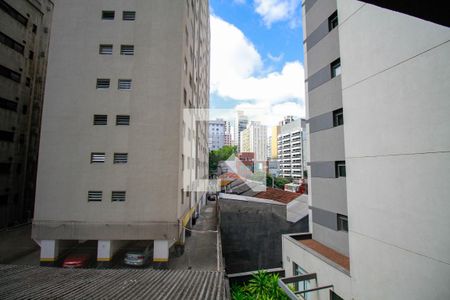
[209,0,305,127]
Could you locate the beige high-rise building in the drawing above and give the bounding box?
[270,125,280,159]
[0,0,53,228]
[239,121,267,162]
[33,0,210,267]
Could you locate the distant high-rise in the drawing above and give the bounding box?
[33,0,210,267]
[208,119,226,150]
[240,121,267,162]
[277,118,304,180]
[234,110,248,151]
[0,0,54,228]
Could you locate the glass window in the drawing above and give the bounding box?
[337,214,348,232]
[335,161,346,177]
[331,58,341,78]
[328,11,338,31]
[102,11,115,20]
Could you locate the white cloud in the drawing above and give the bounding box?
[253,0,300,28]
[210,15,305,106]
[267,52,284,62]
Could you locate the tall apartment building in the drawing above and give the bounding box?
[208,118,227,150]
[280,1,450,299]
[270,125,280,159]
[0,0,53,228]
[234,110,248,151]
[33,0,210,267]
[240,121,267,162]
[224,119,232,146]
[277,118,304,180]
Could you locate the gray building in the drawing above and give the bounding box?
[234,110,248,151]
[277,117,305,180]
[33,0,210,266]
[0,0,53,228]
[208,118,227,151]
[280,0,450,299]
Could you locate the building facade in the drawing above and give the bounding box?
[234,110,248,151]
[0,0,53,228]
[239,121,267,162]
[281,1,450,299]
[33,0,210,266]
[208,119,226,151]
[277,118,304,180]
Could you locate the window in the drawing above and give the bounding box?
[93,114,107,125]
[28,50,34,60]
[118,79,132,90]
[120,45,134,55]
[88,191,102,202]
[292,263,311,299]
[330,290,344,300]
[0,97,17,112]
[333,108,344,126]
[102,10,115,20]
[337,214,348,232]
[335,161,346,177]
[112,191,126,202]
[0,64,21,83]
[113,153,128,163]
[32,24,37,33]
[122,11,136,21]
[328,11,338,31]
[90,152,105,163]
[331,58,341,78]
[99,44,113,55]
[116,115,130,125]
[0,31,24,54]
[96,78,110,89]
[0,0,28,26]
[0,130,14,142]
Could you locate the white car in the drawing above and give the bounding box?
[124,244,152,266]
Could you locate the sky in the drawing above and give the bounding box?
[209,0,305,130]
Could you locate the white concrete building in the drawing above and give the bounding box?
[240,121,267,162]
[33,0,210,267]
[234,110,248,151]
[208,119,226,151]
[280,1,450,299]
[277,118,304,180]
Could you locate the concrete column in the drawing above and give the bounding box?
[97,240,127,267]
[39,240,59,266]
[153,240,169,268]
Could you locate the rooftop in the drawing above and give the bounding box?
[0,264,227,300]
[255,187,301,204]
[297,238,350,272]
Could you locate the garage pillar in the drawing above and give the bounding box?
[39,240,59,267]
[97,240,127,268]
[153,240,169,269]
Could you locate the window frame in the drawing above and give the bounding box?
[90,152,106,163]
[337,214,348,232]
[335,161,346,178]
[116,115,130,125]
[93,114,107,125]
[113,153,128,164]
[122,11,136,21]
[118,79,132,90]
[111,191,126,202]
[99,44,113,55]
[333,108,344,127]
[96,78,110,89]
[328,11,338,31]
[120,45,134,55]
[330,58,341,78]
[88,191,102,202]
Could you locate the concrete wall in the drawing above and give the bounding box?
[33,0,209,240]
[218,197,308,274]
[339,1,450,299]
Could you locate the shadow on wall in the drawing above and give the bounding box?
[218,198,308,274]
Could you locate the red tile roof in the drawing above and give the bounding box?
[254,188,300,204]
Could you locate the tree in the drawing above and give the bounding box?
[231,271,289,300]
[208,145,237,176]
[266,174,291,189]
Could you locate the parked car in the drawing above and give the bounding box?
[124,244,152,267]
[62,252,93,268]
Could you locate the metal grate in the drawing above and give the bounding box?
[96,78,110,89]
[93,114,107,125]
[113,153,128,163]
[116,115,130,125]
[122,11,136,20]
[88,191,102,201]
[102,10,114,20]
[120,45,134,55]
[111,191,126,202]
[99,44,113,55]
[118,79,132,90]
[91,152,105,163]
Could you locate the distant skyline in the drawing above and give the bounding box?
[209,0,305,129]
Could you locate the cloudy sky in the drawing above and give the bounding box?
[209,0,305,128]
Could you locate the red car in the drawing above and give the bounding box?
[62,253,93,268]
